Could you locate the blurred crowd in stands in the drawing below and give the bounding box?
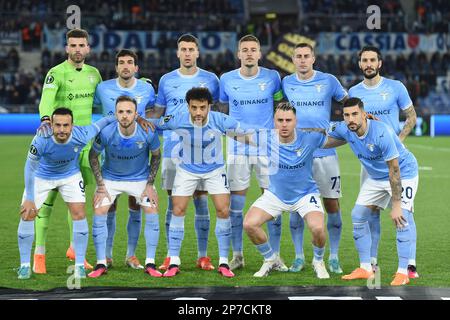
[0,0,449,115]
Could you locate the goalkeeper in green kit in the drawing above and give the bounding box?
[33,29,101,273]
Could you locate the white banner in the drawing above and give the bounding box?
[42,28,237,54]
[316,32,449,55]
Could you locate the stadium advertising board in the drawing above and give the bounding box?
[316,33,449,55]
[42,29,237,54]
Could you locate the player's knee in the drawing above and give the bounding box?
[215,207,229,219]
[243,219,257,234]
[172,206,186,217]
[324,198,340,213]
[71,212,86,220]
[310,223,325,239]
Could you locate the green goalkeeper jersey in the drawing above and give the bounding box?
[39,60,102,126]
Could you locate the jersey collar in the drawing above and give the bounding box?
[361,76,384,90]
[177,68,200,78]
[117,122,137,139]
[295,70,316,83]
[52,133,73,145]
[115,77,137,90]
[238,67,260,80]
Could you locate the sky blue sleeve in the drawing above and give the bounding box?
[219,113,240,133]
[331,75,347,102]
[148,131,161,151]
[24,137,42,201]
[211,74,220,103]
[78,116,116,143]
[155,75,166,108]
[146,84,157,109]
[92,131,105,153]
[219,75,229,103]
[396,81,413,110]
[328,122,347,140]
[93,86,101,107]
[379,129,400,162]
[155,114,178,130]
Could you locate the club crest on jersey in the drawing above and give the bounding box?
[136,141,145,149]
[135,95,143,104]
[258,82,267,91]
[380,92,389,101]
[88,75,96,84]
[295,148,303,157]
[74,147,79,153]
[366,143,375,152]
[315,84,325,93]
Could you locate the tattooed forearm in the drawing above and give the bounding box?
[399,106,417,142]
[147,152,161,185]
[89,148,104,186]
[388,159,402,202]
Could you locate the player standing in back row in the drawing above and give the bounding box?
[282,43,348,274]
[34,28,101,274]
[146,34,220,271]
[349,46,418,278]
[216,35,286,272]
[93,49,157,270]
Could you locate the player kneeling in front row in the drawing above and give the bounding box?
[88,96,162,278]
[17,108,115,279]
[326,97,418,286]
[150,87,254,278]
[244,102,330,279]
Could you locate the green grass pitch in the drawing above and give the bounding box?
[0,135,449,290]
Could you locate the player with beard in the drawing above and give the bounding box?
[348,46,418,278]
[33,28,102,274]
[93,49,157,270]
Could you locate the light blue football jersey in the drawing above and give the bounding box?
[348,77,413,135]
[282,70,347,158]
[94,78,156,117]
[92,122,160,181]
[155,111,241,174]
[267,129,327,204]
[328,119,418,181]
[26,116,115,180]
[155,68,219,158]
[219,67,283,129]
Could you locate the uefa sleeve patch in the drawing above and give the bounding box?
[29,145,38,155]
[45,75,54,84]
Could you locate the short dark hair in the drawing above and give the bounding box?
[358,46,382,61]
[177,34,199,47]
[294,42,314,54]
[66,28,89,43]
[238,34,260,48]
[274,101,296,115]
[185,87,213,105]
[343,97,364,110]
[115,95,137,111]
[115,49,138,66]
[52,107,73,122]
